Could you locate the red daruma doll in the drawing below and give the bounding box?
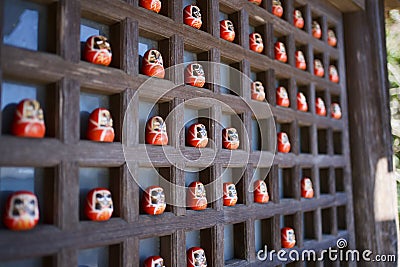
[249,33,264,54]
[275,42,287,63]
[184,5,202,29]
[87,108,115,142]
[187,181,207,210]
[223,183,238,206]
[84,35,112,66]
[315,97,327,116]
[144,256,165,267]
[146,116,168,145]
[249,0,262,5]
[12,99,45,138]
[272,0,283,18]
[187,123,208,148]
[142,49,165,78]
[281,227,296,248]
[85,188,113,221]
[140,0,161,13]
[329,65,339,83]
[295,50,307,70]
[297,92,308,112]
[328,29,337,47]
[142,186,166,215]
[185,63,205,88]
[293,10,304,29]
[301,177,314,198]
[254,180,269,204]
[3,191,39,231]
[331,103,342,119]
[220,20,235,42]
[222,128,240,150]
[251,81,265,102]
[312,21,322,39]
[278,132,291,153]
[314,59,325,77]
[276,86,290,107]
[187,247,207,267]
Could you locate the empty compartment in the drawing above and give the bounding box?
[224,222,247,264]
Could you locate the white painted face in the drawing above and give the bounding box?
[20,100,44,122]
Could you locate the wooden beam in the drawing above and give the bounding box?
[327,0,365,12]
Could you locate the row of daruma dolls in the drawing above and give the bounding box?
[2,177,313,232]
[142,225,296,267]
[140,0,337,46]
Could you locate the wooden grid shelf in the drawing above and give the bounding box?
[0,0,355,266]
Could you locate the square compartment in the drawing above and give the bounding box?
[299,125,311,154]
[276,122,293,153]
[184,105,212,148]
[222,167,244,205]
[224,222,247,264]
[139,235,173,266]
[335,168,344,192]
[313,51,326,78]
[293,3,308,32]
[296,84,310,112]
[333,131,343,155]
[280,214,297,248]
[278,167,296,199]
[319,168,330,195]
[138,167,172,214]
[317,128,328,154]
[185,228,214,264]
[248,20,268,56]
[218,6,241,46]
[3,0,55,52]
[273,32,289,64]
[303,210,317,241]
[337,205,347,230]
[295,43,309,72]
[79,167,120,220]
[0,167,55,228]
[253,168,273,203]
[78,244,121,267]
[185,0,209,34]
[275,77,290,108]
[138,99,171,144]
[185,167,214,210]
[220,58,242,96]
[254,217,274,253]
[80,90,121,142]
[1,80,56,137]
[321,207,334,235]
[221,112,244,150]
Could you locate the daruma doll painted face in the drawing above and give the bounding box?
[295,50,307,70]
[314,59,325,77]
[272,0,283,18]
[84,35,112,66]
[184,5,202,29]
[329,65,339,83]
[222,128,239,150]
[301,177,314,198]
[87,108,115,142]
[223,183,238,206]
[312,21,322,39]
[249,33,264,53]
[142,186,166,215]
[293,10,304,29]
[276,86,290,107]
[12,99,45,138]
[278,132,291,153]
[251,81,265,102]
[185,63,205,88]
[275,42,287,63]
[315,97,327,116]
[187,247,207,267]
[144,256,165,267]
[142,49,165,78]
[3,191,39,231]
[85,188,113,221]
[187,181,207,211]
[140,0,161,13]
[281,227,296,248]
[254,180,269,204]
[220,20,235,42]
[328,29,337,47]
[297,92,308,112]
[187,123,208,148]
[145,116,168,145]
[331,103,342,119]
